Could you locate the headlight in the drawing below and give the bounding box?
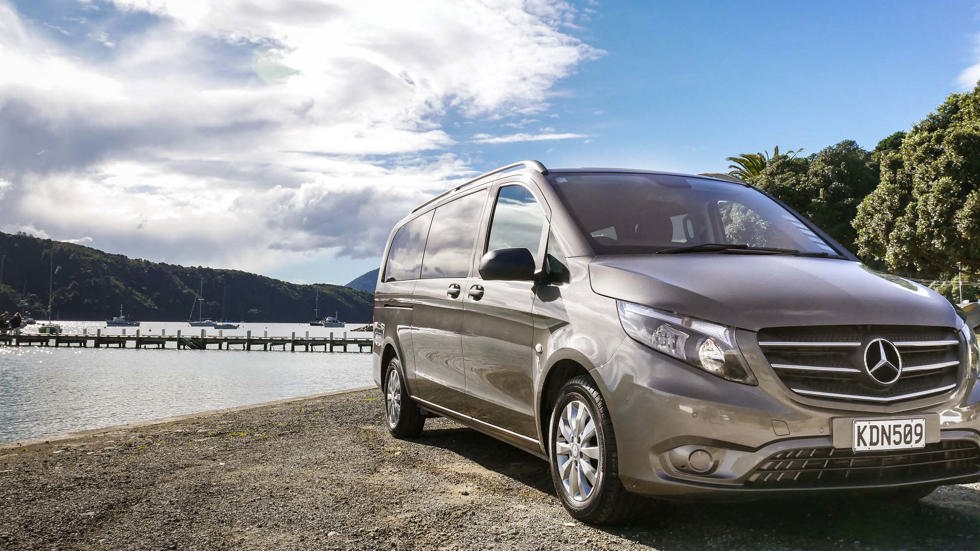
[617,300,757,385]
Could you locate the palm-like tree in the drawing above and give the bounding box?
[726,152,768,181]
[726,146,801,181]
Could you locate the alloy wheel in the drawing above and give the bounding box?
[554,399,601,502]
[386,368,402,428]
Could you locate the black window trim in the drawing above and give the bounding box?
[480,180,551,276]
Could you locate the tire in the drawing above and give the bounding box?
[548,375,635,524]
[383,357,425,438]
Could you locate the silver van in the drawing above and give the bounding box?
[372,160,980,523]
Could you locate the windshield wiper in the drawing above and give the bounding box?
[656,243,843,258]
[655,243,747,254]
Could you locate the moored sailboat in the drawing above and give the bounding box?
[38,246,62,335]
[188,280,215,327]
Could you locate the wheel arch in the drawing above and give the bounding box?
[380,340,407,392]
[538,351,601,448]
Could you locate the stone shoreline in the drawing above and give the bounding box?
[1,388,978,550]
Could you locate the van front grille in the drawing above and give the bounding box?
[746,441,980,488]
[757,326,961,404]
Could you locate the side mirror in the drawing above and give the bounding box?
[479,248,535,281]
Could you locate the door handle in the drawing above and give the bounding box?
[447,283,461,298]
[468,285,484,300]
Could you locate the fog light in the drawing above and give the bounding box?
[687,449,715,474]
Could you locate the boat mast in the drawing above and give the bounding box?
[47,246,54,322]
[187,279,205,322]
[187,289,196,322]
[314,290,319,320]
[198,280,205,322]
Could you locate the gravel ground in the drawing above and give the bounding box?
[1,388,978,550]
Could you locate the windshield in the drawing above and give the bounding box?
[549,172,842,256]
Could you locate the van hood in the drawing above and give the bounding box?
[589,255,959,331]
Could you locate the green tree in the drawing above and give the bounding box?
[871,131,905,163]
[726,152,767,181]
[853,83,980,294]
[742,141,876,253]
[801,140,878,251]
[726,146,801,182]
[750,153,812,214]
[851,148,908,266]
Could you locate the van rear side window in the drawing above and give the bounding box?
[383,210,433,282]
[421,190,488,279]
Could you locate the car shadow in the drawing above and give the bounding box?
[415,425,554,495]
[414,424,980,549]
[611,486,980,549]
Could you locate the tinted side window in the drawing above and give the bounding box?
[383,210,433,282]
[486,185,547,264]
[421,190,488,279]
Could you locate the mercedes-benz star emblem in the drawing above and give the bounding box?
[863,338,903,386]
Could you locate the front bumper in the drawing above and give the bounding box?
[593,338,980,499]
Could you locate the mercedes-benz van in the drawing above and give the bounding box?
[372,160,980,524]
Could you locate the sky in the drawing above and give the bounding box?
[0,0,977,285]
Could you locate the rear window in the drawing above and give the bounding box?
[382,211,433,282]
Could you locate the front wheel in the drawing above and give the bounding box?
[384,358,424,438]
[549,375,635,524]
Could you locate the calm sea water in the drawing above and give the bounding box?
[0,322,376,444]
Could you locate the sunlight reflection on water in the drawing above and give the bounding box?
[0,343,374,443]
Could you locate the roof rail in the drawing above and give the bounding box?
[412,160,548,212]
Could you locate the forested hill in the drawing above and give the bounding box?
[0,231,373,323]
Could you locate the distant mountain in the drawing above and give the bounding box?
[0,231,373,323]
[346,268,379,293]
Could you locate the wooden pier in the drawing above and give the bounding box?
[0,329,374,353]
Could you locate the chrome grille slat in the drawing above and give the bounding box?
[758,341,861,348]
[903,360,959,373]
[757,325,961,405]
[791,384,957,403]
[894,340,959,348]
[771,363,860,373]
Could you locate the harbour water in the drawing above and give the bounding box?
[0,322,375,444]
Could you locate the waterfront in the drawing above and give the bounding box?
[14,320,371,339]
[0,322,375,443]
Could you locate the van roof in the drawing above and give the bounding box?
[411,161,749,213]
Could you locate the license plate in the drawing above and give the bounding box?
[852,418,926,452]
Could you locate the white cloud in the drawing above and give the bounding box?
[472,132,589,144]
[88,30,115,47]
[958,62,980,90]
[0,0,599,282]
[0,224,50,239]
[958,34,980,90]
[63,236,94,245]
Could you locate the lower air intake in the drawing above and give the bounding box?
[746,441,980,488]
